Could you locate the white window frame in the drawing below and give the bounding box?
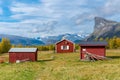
[61,45,69,50]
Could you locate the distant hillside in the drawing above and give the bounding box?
[37,33,89,44]
[0,34,44,45]
[87,17,120,41]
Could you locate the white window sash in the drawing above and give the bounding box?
[67,45,69,50]
[61,46,63,50]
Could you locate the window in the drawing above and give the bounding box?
[61,45,69,50]
[82,49,86,51]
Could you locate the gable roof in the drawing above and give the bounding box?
[9,48,38,52]
[56,39,74,45]
[79,41,107,46]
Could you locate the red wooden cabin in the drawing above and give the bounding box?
[55,39,75,53]
[79,42,107,60]
[9,48,38,63]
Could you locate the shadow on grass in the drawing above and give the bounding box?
[37,56,55,62]
[107,56,120,59]
[37,58,55,62]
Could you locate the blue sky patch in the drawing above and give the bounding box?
[0,0,120,38]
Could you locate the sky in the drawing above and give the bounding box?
[0,0,120,38]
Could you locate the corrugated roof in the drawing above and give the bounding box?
[9,48,37,52]
[79,41,107,46]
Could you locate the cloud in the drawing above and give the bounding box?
[1,0,120,38]
[10,2,40,19]
[72,0,120,26]
[103,0,120,15]
[10,0,88,20]
[8,0,90,36]
[28,21,57,33]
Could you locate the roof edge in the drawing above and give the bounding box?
[8,48,38,52]
[79,41,108,46]
[55,39,74,45]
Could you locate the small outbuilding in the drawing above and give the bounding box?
[79,42,107,60]
[9,48,38,63]
[55,39,75,53]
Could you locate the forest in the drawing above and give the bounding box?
[0,37,120,54]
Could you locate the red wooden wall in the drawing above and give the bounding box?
[80,46,106,59]
[56,39,74,53]
[9,51,37,63]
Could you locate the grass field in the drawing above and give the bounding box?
[0,49,120,80]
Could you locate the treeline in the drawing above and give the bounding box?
[95,37,120,49]
[1,37,120,54]
[0,38,11,54]
[13,44,80,51]
[12,37,120,50]
[13,44,55,51]
[107,37,120,49]
[37,45,55,51]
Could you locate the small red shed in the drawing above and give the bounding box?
[55,39,75,53]
[79,42,107,60]
[9,48,38,63]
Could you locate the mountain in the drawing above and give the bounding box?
[0,34,44,45]
[37,33,89,44]
[86,17,120,41]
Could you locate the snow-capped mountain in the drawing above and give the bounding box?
[36,33,90,44]
[0,33,89,45]
[0,34,45,45]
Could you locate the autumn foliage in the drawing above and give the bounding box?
[0,38,11,54]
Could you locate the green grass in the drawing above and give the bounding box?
[0,50,120,80]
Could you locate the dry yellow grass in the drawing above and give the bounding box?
[0,50,120,80]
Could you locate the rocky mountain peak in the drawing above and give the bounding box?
[86,17,120,41]
[94,17,117,29]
